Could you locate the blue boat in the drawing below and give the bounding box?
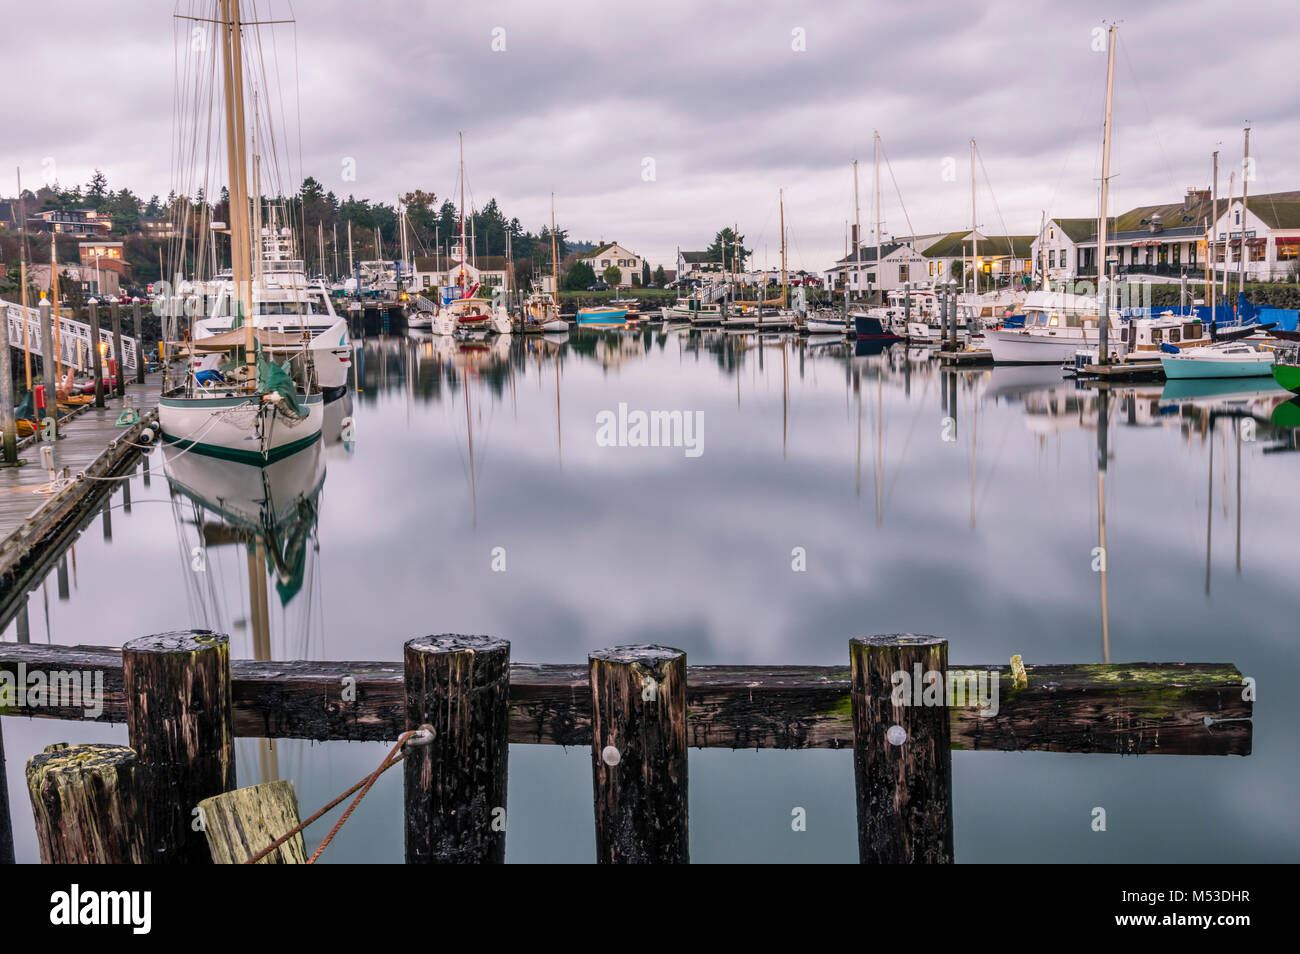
[577,306,628,326]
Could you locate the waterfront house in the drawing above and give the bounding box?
[413,247,509,294]
[1210,191,1300,281]
[579,242,643,287]
[30,262,120,297]
[26,209,112,235]
[676,249,722,283]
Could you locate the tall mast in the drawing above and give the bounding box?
[1096,23,1117,364]
[970,137,978,295]
[332,222,339,279]
[873,131,882,300]
[1238,125,1250,299]
[779,189,787,309]
[550,193,559,306]
[459,131,466,297]
[1210,150,1218,325]
[347,219,353,274]
[318,221,325,280]
[219,0,253,370]
[51,238,62,381]
[852,159,861,306]
[1225,170,1235,302]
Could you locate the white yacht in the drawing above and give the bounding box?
[985,289,1119,364]
[193,222,353,394]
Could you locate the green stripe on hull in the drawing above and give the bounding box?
[1272,363,1300,394]
[160,429,321,464]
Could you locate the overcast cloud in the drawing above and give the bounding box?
[7,0,1298,270]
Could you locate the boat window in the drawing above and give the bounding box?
[1170,328,1180,343]
[1152,329,1162,343]
[1189,322,1202,338]
[1049,315,1059,327]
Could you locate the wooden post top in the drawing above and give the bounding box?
[851,634,945,648]
[124,630,228,654]
[405,634,509,655]
[590,645,685,665]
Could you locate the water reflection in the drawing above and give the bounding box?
[3,328,1299,862]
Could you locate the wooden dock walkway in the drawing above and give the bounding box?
[0,373,162,597]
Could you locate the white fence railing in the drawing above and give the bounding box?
[3,298,142,375]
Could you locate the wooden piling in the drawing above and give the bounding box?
[0,720,13,864]
[25,743,147,864]
[403,634,510,864]
[132,300,146,383]
[88,303,105,408]
[123,630,235,864]
[589,644,688,864]
[199,780,306,864]
[110,300,125,396]
[850,635,953,863]
[37,298,56,438]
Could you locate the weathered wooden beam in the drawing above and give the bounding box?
[25,743,147,863]
[851,635,953,863]
[199,780,305,864]
[590,645,688,864]
[123,631,235,864]
[404,635,510,864]
[0,645,1252,755]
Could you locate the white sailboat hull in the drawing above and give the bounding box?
[159,391,324,464]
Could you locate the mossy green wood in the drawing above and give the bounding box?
[25,743,147,864]
[199,780,306,864]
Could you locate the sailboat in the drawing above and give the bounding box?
[519,196,568,334]
[443,134,511,337]
[159,0,324,464]
[986,29,1123,364]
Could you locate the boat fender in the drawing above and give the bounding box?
[1160,342,1181,354]
[139,427,155,444]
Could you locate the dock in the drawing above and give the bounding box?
[938,348,994,365]
[0,634,1251,864]
[0,373,161,598]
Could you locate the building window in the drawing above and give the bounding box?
[899,265,909,283]
[1234,210,1241,225]
[928,262,935,276]
[1278,242,1299,262]
[1249,242,1266,262]
[1049,250,1056,267]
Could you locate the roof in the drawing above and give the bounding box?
[830,242,907,266]
[1247,198,1300,229]
[920,232,1033,259]
[583,242,618,259]
[679,250,714,263]
[413,255,509,272]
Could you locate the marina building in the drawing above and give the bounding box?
[821,242,925,293]
[919,231,1034,286]
[1031,188,1300,284]
[25,208,112,235]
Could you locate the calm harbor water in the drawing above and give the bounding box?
[3,327,1297,863]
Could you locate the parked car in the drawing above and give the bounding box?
[587,281,610,291]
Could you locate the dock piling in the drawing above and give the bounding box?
[24,743,147,864]
[110,300,125,396]
[589,644,688,863]
[850,634,954,863]
[132,300,146,383]
[88,302,105,409]
[37,299,56,439]
[199,780,306,864]
[403,634,511,863]
[123,630,235,864]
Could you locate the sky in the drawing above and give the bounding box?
[7,0,1299,272]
